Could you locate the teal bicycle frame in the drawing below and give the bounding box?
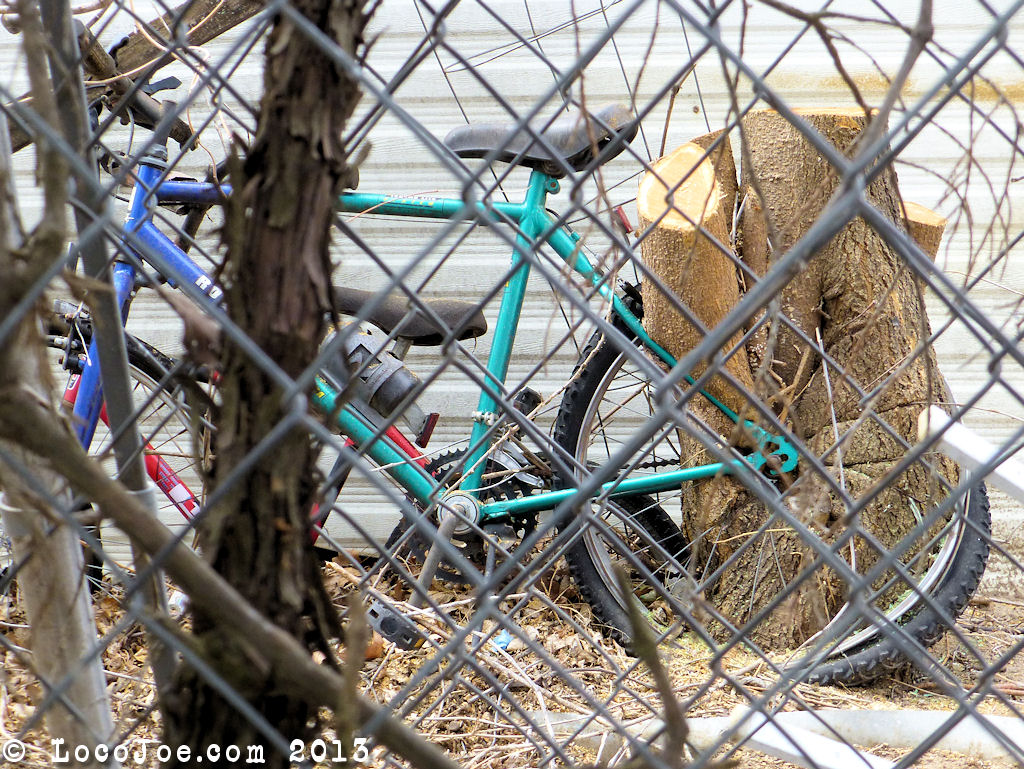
[313,168,797,526]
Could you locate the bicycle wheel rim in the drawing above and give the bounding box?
[88,362,206,571]
[563,340,980,665]
[558,340,693,632]
[796,497,970,659]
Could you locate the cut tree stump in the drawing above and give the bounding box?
[904,200,947,260]
[637,141,755,417]
[639,109,959,649]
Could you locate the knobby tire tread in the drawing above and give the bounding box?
[804,483,990,685]
[552,332,685,648]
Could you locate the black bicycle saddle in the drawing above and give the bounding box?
[332,286,487,346]
[443,103,637,177]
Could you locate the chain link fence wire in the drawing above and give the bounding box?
[1,0,1023,767]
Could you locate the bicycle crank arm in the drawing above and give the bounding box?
[742,422,799,475]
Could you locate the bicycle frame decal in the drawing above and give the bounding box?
[129,166,226,303]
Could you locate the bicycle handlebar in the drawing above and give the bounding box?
[75,21,193,148]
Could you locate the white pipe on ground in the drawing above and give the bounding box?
[527,706,1024,765]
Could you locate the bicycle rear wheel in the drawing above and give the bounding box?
[553,311,990,685]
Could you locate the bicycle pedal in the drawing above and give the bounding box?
[367,599,424,650]
[483,523,519,545]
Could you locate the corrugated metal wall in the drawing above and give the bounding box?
[2,0,1021,560]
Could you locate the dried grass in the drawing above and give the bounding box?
[1,567,1021,769]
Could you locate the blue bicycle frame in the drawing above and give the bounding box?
[70,163,222,452]
[78,152,797,530]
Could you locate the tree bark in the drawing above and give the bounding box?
[0,47,116,768]
[161,0,367,763]
[642,109,959,649]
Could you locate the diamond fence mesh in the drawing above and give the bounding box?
[0,0,1023,767]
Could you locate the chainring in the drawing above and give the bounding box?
[383,449,540,584]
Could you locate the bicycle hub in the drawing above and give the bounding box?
[438,492,480,534]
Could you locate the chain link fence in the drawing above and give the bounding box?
[1,0,1023,767]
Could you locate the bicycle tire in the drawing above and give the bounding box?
[800,483,989,685]
[553,306,991,685]
[552,323,693,645]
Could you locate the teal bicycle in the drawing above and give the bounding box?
[50,101,990,686]
[315,103,989,685]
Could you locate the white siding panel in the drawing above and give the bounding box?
[2,1,1023,558]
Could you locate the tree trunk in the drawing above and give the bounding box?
[642,109,959,649]
[0,83,116,769]
[162,0,367,763]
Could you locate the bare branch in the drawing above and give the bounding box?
[0,387,461,769]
